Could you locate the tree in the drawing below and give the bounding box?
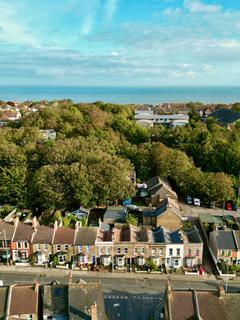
[126,214,138,226]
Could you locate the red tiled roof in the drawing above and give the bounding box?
[9,285,38,316]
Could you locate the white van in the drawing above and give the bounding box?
[193,198,201,206]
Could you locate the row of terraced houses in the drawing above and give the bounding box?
[0,215,203,270]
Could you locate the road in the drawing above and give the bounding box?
[180,203,239,217]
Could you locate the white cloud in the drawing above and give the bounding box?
[184,0,221,13]
[105,0,118,21]
[0,2,40,47]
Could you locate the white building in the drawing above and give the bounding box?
[135,110,189,127]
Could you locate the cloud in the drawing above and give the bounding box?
[0,2,40,47]
[184,0,221,13]
[105,0,118,21]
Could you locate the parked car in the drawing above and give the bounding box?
[193,198,201,206]
[225,202,232,211]
[186,195,192,205]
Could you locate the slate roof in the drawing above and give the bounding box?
[75,227,98,245]
[69,283,106,320]
[211,108,240,125]
[41,283,68,317]
[0,286,8,318]
[185,226,202,244]
[152,227,165,243]
[103,207,127,223]
[53,226,75,244]
[214,230,237,250]
[0,221,15,240]
[143,198,181,218]
[32,225,54,244]
[147,176,178,199]
[13,222,34,242]
[9,284,39,316]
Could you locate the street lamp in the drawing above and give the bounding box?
[0,230,9,266]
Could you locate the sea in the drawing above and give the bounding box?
[0,86,240,104]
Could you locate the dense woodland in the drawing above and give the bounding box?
[0,100,239,211]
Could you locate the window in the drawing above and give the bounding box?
[86,245,90,252]
[57,245,61,251]
[141,248,145,254]
[106,247,110,255]
[37,244,41,250]
[134,248,138,255]
[45,244,48,250]
[228,250,231,256]
[221,250,225,256]
[78,245,82,253]
[159,248,163,256]
[117,247,121,254]
[166,258,170,264]
[99,247,103,255]
[17,241,21,249]
[58,255,65,263]
[176,248,180,256]
[152,248,157,256]
[124,248,128,254]
[196,249,199,256]
[175,260,179,266]
[169,248,173,256]
[188,249,192,256]
[64,245,69,251]
[24,241,28,249]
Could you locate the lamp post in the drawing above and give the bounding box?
[0,230,9,266]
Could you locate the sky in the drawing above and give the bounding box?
[0,0,240,86]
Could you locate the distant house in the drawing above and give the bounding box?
[103,206,127,225]
[31,219,55,265]
[135,110,189,127]
[52,221,76,265]
[143,197,182,231]
[11,218,35,264]
[146,176,178,207]
[211,108,240,127]
[161,228,184,269]
[183,226,203,268]
[209,230,239,265]
[40,129,57,140]
[74,226,98,267]
[70,207,89,219]
[0,221,15,262]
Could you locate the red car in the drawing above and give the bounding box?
[225,202,232,211]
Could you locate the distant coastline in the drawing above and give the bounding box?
[0,85,240,104]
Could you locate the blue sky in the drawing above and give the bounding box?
[0,0,240,86]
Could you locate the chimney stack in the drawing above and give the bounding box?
[34,281,40,292]
[58,218,62,227]
[75,221,79,232]
[90,302,97,320]
[14,217,19,228]
[32,216,38,233]
[54,220,58,231]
